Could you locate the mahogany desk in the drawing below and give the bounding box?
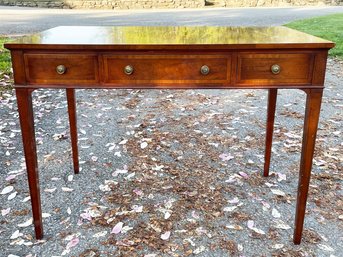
[5,26,334,244]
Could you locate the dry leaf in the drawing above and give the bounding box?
[239,171,249,179]
[1,186,14,195]
[141,142,148,149]
[161,231,171,240]
[270,189,286,196]
[164,211,171,219]
[274,221,291,230]
[228,197,240,204]
[122,225,134,233]
[44,188,57,193]
[272,244,284,249]
[112,167,128,177]
[252,227,266,235]
[132,205,143,213]
[318,244,334,252]
[277,173,287,182]
[5,175,16,181]
[8,192,17,200]
[194,246,206,254]
[272,208,281,218]
[66,237,79,250]
[10,230,23,240]
[133,188,143,196]
[226,224,243,230]
[247,220,254,229]
[62,187,74,192]
[119,139,127,145]
[42,213,51,218]
[223,206,237,212]
[18,218,33,228]
[111,222,124,234]
[219,153,234,161]
[1,208,11,216]
[92,231,108,238]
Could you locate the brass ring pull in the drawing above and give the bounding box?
[200,65,210,75]
[56,65,66,75]
[271,64,281,75]
[124,65,134,75]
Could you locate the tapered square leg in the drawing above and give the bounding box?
[66,89,79,174]
[293,89,323,244]
[16,88,43,239]
[264,89,277,177]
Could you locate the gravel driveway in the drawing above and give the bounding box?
[0,6,342,257]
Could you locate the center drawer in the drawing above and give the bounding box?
[102,55,231,85]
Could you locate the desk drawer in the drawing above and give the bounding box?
[24,54,99,84]
[103,55,230,85]
[237,53,314,85]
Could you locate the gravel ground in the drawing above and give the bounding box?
[0,6,343,257]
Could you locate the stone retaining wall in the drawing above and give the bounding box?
[221,0,343,7]
[0,0,342,9]
[0,0,205,9]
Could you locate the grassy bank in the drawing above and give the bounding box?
[285,13,343,59]
[0,37,12,74]
[0,37,13,94]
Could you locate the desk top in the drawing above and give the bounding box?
[5,26,334,50]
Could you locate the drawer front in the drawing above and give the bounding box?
[237,53,314,85]
[103,55,231,85]
[24,54,99,84]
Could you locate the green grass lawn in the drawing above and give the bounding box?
[285,13,343,59]
[0,37,13,94]
[0,37,12,74]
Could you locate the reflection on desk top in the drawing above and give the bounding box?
[5,26,335,50]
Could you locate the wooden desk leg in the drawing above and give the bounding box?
[66,89,79,174]
[263,89,277,177]
[293,88,323,244]
[15,88,43,240]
